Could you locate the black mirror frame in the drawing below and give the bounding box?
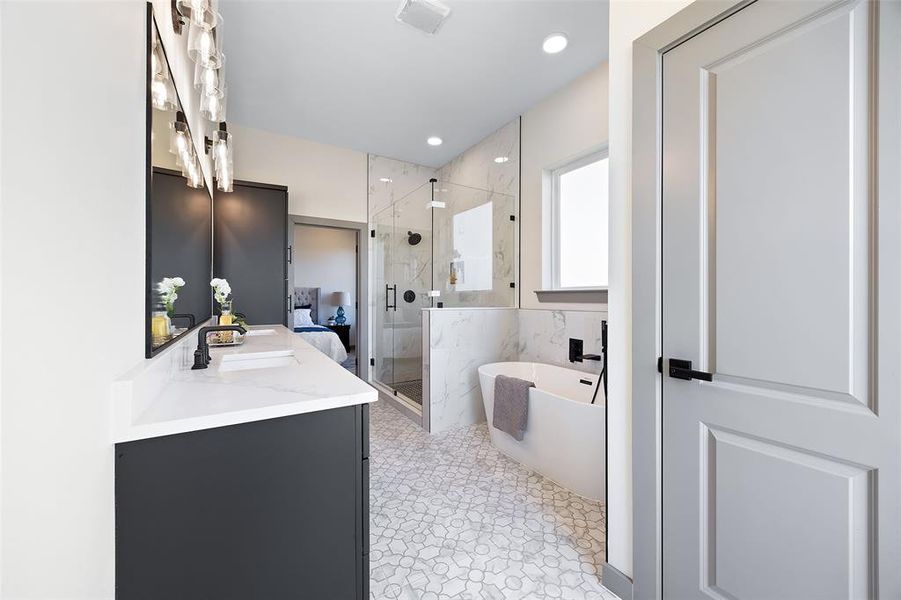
[145,3,213,358]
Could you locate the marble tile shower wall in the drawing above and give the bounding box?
[434,119,520,309]
[426,308,519,433]
[432,188,517,308]
[369,155,437,217]
[436,119,520,197]
[516,309,607,375]
[425,307,606,432]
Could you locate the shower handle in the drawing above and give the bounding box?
[386,284,397,311]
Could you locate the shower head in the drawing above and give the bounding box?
[407,231,422,246]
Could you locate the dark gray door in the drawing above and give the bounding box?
[214,180,288,325]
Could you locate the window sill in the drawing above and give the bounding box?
[534,288,608,304]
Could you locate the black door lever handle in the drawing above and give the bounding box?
[668,358,713,382]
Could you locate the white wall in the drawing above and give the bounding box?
[521,63,609,311]
[294,225,357,340]
[230,124,368,222]
[1,2,146,597]
[607,0,693,580]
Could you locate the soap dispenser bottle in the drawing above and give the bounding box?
[151,302,171,347]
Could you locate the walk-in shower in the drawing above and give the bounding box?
[373,178,516,409]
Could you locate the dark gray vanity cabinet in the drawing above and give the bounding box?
[115,404,370,600]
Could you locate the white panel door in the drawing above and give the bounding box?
[662,1,900,598]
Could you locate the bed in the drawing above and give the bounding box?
[292,287,348,364]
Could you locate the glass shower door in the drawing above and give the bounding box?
[373,206,395,389]
[390,186,433,404]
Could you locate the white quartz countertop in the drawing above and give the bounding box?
[111,325,377,443]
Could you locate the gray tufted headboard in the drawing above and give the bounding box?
[294,287,321,324]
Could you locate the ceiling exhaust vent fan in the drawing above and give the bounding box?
[395,0,452,35]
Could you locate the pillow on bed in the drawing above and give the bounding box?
[294,307,315,328]
[294,303,312,310]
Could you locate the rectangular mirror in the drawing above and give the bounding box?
[146,12,213,357]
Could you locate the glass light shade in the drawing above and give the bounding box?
[151,43,165,79]
[212,129,233,192]
[187,23,222,69]
[176,0,221,30]
[151,76,177,111]
[169,120,192,160]
[184,157,204,189]
[200,89,227,122]
[193,61,225,98]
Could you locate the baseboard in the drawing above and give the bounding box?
[601,562,633,600]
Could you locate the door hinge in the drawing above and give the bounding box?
[370,229,375,238]
[370,358,375,366]
[657,357,663,374]
[509,215,516,222]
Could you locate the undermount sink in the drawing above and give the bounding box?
[218,350,296,372]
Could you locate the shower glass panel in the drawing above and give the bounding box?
[372,179,516,409]
[373,182,432,406]
[373,205,396,389]
[432,182,516,308]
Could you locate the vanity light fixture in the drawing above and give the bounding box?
[188,23,223,69]
[542,33,568,54]
[494,156,509,164]
[200,85,227,122]
[170,112,192,161]
[206,122,233,193]
[185,157,204,189]
[427,136,443,146]
[170,111,204,189]
[194,61,224,98]
[176,0,221,30]
[150,41,177,111]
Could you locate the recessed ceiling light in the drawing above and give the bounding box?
[379,177,393,183]
[542,33,568,54]
[427,136,443,146]
[494,156,509,164]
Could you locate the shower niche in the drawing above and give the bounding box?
[372,179,516,413]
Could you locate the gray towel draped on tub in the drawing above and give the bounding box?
[492,374,535,441]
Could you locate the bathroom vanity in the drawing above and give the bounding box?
[112,326,376,599]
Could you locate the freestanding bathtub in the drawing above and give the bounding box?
[478,362,605,502]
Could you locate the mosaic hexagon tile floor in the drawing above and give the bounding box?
[369,400,618,600]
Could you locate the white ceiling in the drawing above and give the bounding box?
[219,1,609,167]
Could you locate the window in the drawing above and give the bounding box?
[452,201,493,291]
[544,149,609,290]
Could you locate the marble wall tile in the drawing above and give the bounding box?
[517,309,608,375]
[423,307,606,434]
[432,189,516,308]
[427,308,519,433]
[430,119,521,309]
[436,118,520,197]
[369,155,437,218]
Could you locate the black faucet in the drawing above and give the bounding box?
[191,325,247,370]
[569,338,602,363]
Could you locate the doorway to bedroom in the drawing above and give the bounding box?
[289,217,368,377]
